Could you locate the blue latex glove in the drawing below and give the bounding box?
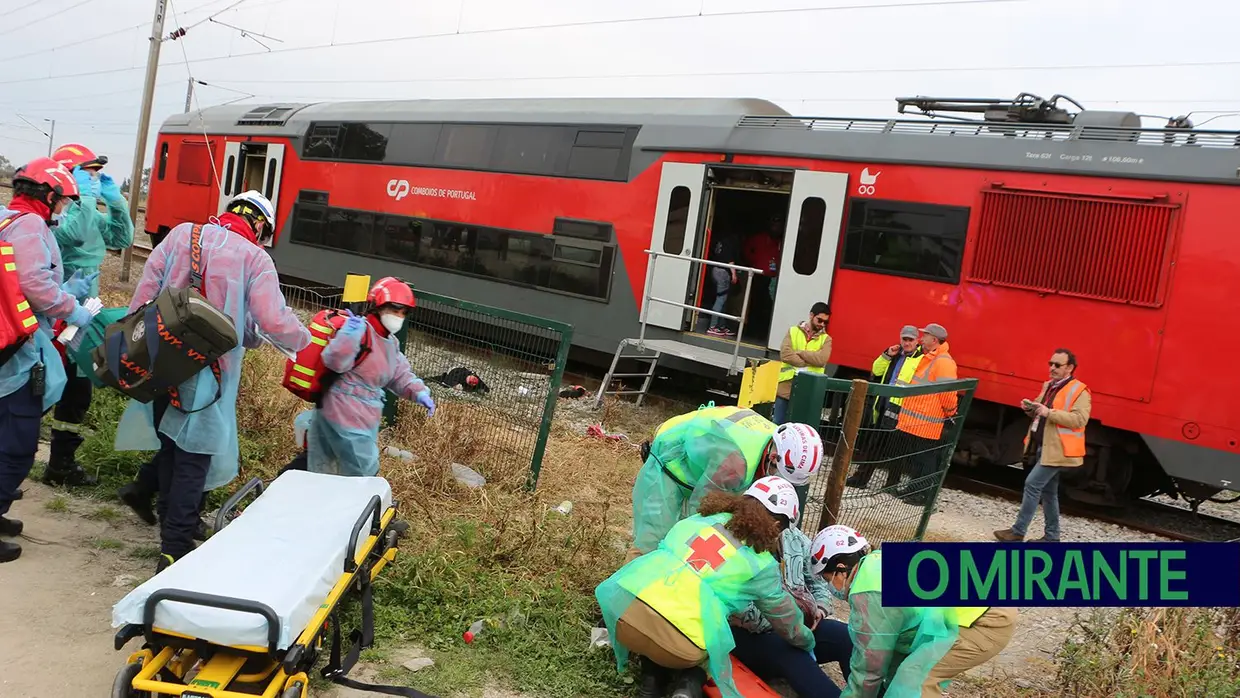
[415,390,436,417]
[99,173,123,205]
[340,308,356,319]
[342,315,366,336]
[73,167,101,199]
[67,303,94,328]
[61,270,96,300]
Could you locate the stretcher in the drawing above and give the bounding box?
[110,470,436,698]
[704,655,783,698]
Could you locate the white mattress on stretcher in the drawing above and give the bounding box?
[112,470,394,651]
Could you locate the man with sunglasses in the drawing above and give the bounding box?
[43,144,134,487]
[995,348,1092,543]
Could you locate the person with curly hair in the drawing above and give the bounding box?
[596,476,814,698]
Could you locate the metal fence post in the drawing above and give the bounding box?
[787,372,828,528]
[526,324,573,491]
[819,379,868,532]
[912,385,976,540]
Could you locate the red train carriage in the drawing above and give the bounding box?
[144,94,1240,509]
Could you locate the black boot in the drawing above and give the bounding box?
[638,658,671,698]
[42,458,98,487]
[0,540,19,563]
[193,520,209,542]
[155,553,176,574]
[13,487,21,500]
[118,482,157,526]
[0,516,22,537]
[669,667,705,698]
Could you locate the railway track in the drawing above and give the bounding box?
[944,470,1240,543]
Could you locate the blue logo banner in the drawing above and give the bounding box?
[880,542,1240,607]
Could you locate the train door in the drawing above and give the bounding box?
[766,170,849,350]
[217,140,287,247]
[644,162,706,330]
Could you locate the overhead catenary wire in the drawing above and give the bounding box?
[0,0,94,41]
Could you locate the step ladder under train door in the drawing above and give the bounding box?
[593,338,751,409]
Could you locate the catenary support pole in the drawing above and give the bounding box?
[120,0,168,283]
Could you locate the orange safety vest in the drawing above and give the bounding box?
[1024,378,1089,458]
[894,344,958,441]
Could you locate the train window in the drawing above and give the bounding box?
[339,123,391,162]
[298,205,613,301]
[385,123,442,165]
[547,242,614,300]
[842,199,969,283]
[566,146,622,179]
[289,203,328,246]
[223,155,235,196]
[157,143,168,181]
[304,123,341,158]
[792,197,826,276]
[492,125,570,175]
[553,218,612,243]
[663,186,691,255]
[436,124,494,167]
[265,159,277,200]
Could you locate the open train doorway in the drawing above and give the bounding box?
[217,140,286,247]
[690,166,792,345]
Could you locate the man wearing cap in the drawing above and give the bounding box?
[892,323,958,506]
[45,144,134,487]
[847,325,924,489]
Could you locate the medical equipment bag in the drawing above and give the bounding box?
[282,308,370,405]
[52,307,130,386]
[90,224,238,409]
[0,214,40,367]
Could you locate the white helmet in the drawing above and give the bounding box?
[809,524,869,576]
[743,476,799,523]
[227,189,275,224]
[771,423,824,486]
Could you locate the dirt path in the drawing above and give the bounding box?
[0,450,159,698]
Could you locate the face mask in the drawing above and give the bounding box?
[379,313,405,334]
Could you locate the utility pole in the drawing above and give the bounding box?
[184,77,194,113]
[120,0,167,283]
[46,120,55,157]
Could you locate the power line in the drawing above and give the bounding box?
[0,0,94,41]
[0,22,147,64]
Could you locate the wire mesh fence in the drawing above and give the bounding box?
[278,280,573,490]
[780,372,978,542]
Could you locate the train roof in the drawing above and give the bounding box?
[160,96,1240,185]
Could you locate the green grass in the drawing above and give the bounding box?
[86,505,122,523]
[44,495,69,513]
[87,537,125,551]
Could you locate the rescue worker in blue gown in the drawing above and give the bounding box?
[0,157,102,563]
[307,276,435,477]
[41,143,134,488]
[113,190,310,572]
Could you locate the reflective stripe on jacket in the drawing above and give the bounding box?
[778,325,830,383]
[894,343,959,441]
[1024,377,1092,466]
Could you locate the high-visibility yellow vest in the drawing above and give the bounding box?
[1024,378,1089,458]
[652,405,775,488]
[778,326,830,383]
[620,513,777,649]
[849,550,988,629]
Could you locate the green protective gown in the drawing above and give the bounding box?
[53,188,134,378]
[596,512,816,698]
[841,550,961,698]
[631,405,776,556]
[54,191,135,297]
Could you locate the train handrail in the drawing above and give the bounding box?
[638,250,765,374]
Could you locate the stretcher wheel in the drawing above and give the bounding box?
[110,662,151,698]
[282,681,306,698]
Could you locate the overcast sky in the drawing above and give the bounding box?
[1,0,1237,180]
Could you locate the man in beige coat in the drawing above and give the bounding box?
[995,348,1092,542]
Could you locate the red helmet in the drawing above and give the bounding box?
[367,277,415,309]
[51,143,107,170]
[13,157,79,200]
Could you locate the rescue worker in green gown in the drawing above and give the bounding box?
[629,404,825,562]
[597,476,816,698]
[45,143,134,486]
[809,525,1019,697]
